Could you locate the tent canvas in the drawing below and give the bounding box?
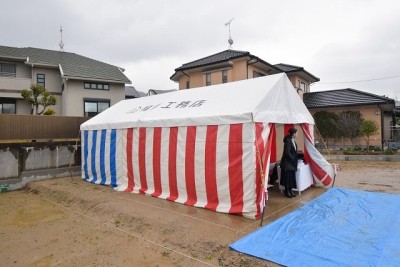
[80,73,334,218]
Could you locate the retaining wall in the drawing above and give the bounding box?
[0,143,81,190]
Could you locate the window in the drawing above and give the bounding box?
[37,74,45,88]
[0,99,16,114]
[84,82,110,90]
[205,73,211,86]
[298,81,306,91]
[0,63,16,77]
[253,71,265,78]
[84,100,110,117]
[222,70,228,83]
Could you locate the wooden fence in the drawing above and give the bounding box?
[0,114,89,141]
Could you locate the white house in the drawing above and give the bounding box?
[0,45,131,116]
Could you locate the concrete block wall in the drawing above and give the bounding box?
[0,149,19,179]
[0,143,81,189]
[24,146,73,170]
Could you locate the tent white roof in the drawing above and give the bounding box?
[81,73,314,130]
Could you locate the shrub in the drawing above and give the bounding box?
[43,108,56,116]
[384,149,395,155]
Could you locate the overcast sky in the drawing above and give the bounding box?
[2,0,399,99]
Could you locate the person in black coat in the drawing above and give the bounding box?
[280,128,298,198]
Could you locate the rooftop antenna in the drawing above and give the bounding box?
[59,26,64,51]
[225,18,234,49]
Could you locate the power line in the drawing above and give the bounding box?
[312,74,400,85]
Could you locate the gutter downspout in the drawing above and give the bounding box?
[378,105,384,148]
[59,64,67,115]
[392,106,397,143]
[246,58,251,79]
[25,57,35,114]
[26,57,34,83]
[59,64,64,79]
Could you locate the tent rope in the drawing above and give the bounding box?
[65,179,242,233]
[42,195,215,266]
[314,125,330,155]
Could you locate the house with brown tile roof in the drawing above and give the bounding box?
[170,49,319,98]
[304,89,397,148]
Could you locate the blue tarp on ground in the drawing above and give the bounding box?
[230,188,400,267]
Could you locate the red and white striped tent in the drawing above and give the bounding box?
[80,73,334,219]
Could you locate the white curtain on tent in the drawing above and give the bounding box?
[301,123,335,186]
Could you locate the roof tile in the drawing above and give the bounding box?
[304,88,394,108]
[175,49,250,71]
[0,45,130,83]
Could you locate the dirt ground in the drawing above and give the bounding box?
[1,161,399,267]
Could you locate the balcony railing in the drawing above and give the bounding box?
[0,74,32,91]
[0,72,31,78]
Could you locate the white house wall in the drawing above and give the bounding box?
[1,53,129,116]
[16,99,31,114]
[64,80,125,116]
[32,67,63,115]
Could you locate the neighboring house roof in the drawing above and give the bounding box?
[125,87,177,98]
[170,49,319,83]
[170,49,279,81]
[125,86,146,98]
[304,88,395,109]
[274,63,320,82]
[175,49,252,70]
[147,89,177,96]
[0,45,131,84]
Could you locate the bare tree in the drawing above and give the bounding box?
[336,111,362,146]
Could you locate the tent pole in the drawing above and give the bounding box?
[260,191,267,226]
[331,164,339,187]
[69,130,81,180]
[254,123,267,227]
[332,174,337,187]
[256,138,267,226]
[259,123,275,226]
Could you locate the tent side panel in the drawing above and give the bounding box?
[232,123,257,216]
[184,126,197,205]
[204,125,219,211]
[255,122,266,218]
[83,123,259,218]
[255,123,275,219]
[81,129,128,189]
[82,130,89,180]
[301,123,335,186]
[228,124,244,214]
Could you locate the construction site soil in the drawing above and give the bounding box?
[1,160,399,266]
